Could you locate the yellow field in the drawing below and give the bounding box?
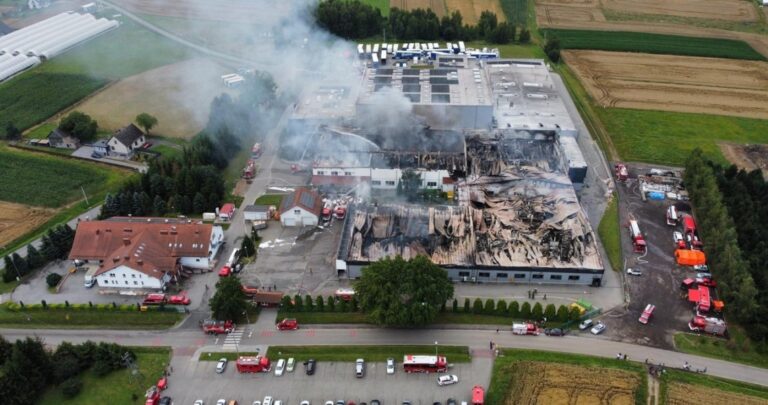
[0,201,56,248]
[505,362,640,404]
[667,382,768,405]
[390,0,506,23]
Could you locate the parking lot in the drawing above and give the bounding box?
[601,163,695,349]
[164,352,492,405]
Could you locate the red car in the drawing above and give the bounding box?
[276,318,299,330]
[168,295,190,305]
[218,266,231,277]
[695,277,717,287]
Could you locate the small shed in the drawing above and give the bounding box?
[219,203,236,221]
[244,205,271,221]
[279,188,322,227]
[48,128,81,149]
[253,291,283,307]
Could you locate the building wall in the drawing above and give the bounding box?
[108,137,131,155]
[209,226,224,261]
[281,207,319,227]
[313,167,370,177]
[244,211,269,221]
[96,265,163,289]
[370,168,451,190]
[179,256,210,269]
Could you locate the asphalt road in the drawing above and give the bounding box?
[2,318,766,387]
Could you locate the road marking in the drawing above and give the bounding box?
[260,330,274,337]
[222,328,244,350]
[349,330,357,337]
[305,329,316,337]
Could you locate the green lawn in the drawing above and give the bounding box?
[265,345,471,362]
[542,29,766,60]
[23,123,58,139]
[254,194,284,207]
[151,144,183,160]
[0,145,128,208]
[278,311,367,324]
[598,108,768,166]
[359,0,390,16]
[598,194,621,272]
[674,330,768,369]
[0,304,183,329]
[487,349,647,405]
[199,352,261,361]
[38,347,171,405]
[278,310,566,327]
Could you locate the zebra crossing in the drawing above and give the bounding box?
[222,327,244,350]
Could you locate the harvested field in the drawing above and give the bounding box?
[602,0,759,22]
[445,0,506,23]
[537,5,606,24]
[720,143,768,177]
[564,50,768,119]
[390,0,447,18]
[667,382,768,405]
[505,362,640,404]
[72,58,231,139]
[0,202,56,248]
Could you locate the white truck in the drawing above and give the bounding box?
[83,267,98,288]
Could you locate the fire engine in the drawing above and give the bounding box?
[335,288,355,301]
[242,160,256,181]
[201,319,235,335]
[472,385,485,405]
[236,355,271,373]
[638,304,655,324]
[251,143,262,159]
[629,220,646,253]
[689,315,727,336]
[615,164,628,182]
[681,214,703,249]
[402,354,448,373]
[334,205,347,220]
[512,322,540,335]
[276,318,299,330]
[142,293,167,306]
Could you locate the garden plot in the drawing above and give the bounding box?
[563,50,768,119]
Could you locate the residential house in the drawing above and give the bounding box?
[47,128,81,149]
[68,217,224,290]
[279,188,322,227]
[108,124,146,156]
[243,205,271,221]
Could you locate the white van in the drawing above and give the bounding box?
[275,359,286,376]
[83,267,98,288]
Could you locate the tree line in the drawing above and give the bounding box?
[315,0,530,44]
[0,336,135,404]
[2,224,74,282]
[684,150,761,343]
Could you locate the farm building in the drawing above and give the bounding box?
[108,124,146,156]
[0,12,118,82]
[243,205,271,221]
[279,188,323,227]
[218,203,236,221]
[68,217,224,290]
[47,128,80,149]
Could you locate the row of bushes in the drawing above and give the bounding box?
[280,294,585,323]
[6,301,173,312]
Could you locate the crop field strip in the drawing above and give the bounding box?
[667,382,768,405]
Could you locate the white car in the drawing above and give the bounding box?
[274,401,283,405]
[300,402,310,405]
[437,374,459,386]
[386,357,395,375]
[287,357,295,372]
[275,358,286,376]
[263,396,273,405]
[591,321,606,335]
[355,358,365,378]
[194,401,204,405]
[216,358,228,373]
[324,402,334,405]
[696,272,712,279]
[626,268,642,276]
[578,319,593,330]
[216,400,226,405]
[253,401,262,405]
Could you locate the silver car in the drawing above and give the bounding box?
[216,358,228,373]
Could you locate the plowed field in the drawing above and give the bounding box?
[602,0,759,22]
[0,202,55,248]
[504,362,640,404]
[667,382,768,405]
[563,50,768,119]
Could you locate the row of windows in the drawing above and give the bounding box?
[371,180,396,186]
[316,171,354,176]
[108,273,144,278]
[457,271,580,281]
[102,280,145,286]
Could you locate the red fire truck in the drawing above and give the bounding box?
[689,315,727,336]
[472,385,485,405]
[142,293,167,305]
[402,354,448,373]
[251,143,262,159]
[629,220,646,253]
[615,164,628,182]
[335,288,355,302]
[236,355,271,373]
[201,319,235,335]
[681,214,704,249]
[512,322,540,335]
[276,318,299,330]
[638,304,655,324]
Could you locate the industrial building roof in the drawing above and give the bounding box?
[292,85,357,120]
[484,60,577,135]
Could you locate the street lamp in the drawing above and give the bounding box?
[434,341,438,357]
[243,310,250,325]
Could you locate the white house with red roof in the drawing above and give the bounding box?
[279,188,323,227]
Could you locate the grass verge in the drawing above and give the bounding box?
[597,194,621,272]
[38,346,171,405]
[487,349,647,405]
[254,194,285,207]
[674,329,768,369]
[265,345,471,362]
[199,352,261,361]
[278,310,566,327]
[0,304,183,329]
[541,29,766,60]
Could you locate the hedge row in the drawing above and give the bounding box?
[6,301,172,312]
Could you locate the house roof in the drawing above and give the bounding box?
[220,203,236,215]
[112,123,145,147]
[244,205,270,212]
[279,188,323,216]
[68,219,213,279]
[48,128,71,141]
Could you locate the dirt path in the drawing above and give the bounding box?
[719,142,768,177]
[647,374,659,405]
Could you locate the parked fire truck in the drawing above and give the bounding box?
[242,160,256,181]
[251,143,262,159]
[681,214,704,249]
[689,315,727,336]
[142,293,167,306]
[402,354,448,373]
[276,318,299,330]
[236,355,271,373]
[629,220,646,253]
[512,322,540,335]
[201,319,235,335]
[335,288,355,301]
[472,385,485,405]
[638,304,655,324]
[615,164,628,182]
[334,205,347,220]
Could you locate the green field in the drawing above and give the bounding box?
[598,194,621,272]
[542,29,766,61]
[0,146,129,208]
[0,19,191,137]
[359,0,390,15]
[254,194,284,207]
[38,347,171,405]
[0,304,184,329]
[265,345,471,362]
[674,330,768,369]
[598,108,768,166]
[499,0,529,26]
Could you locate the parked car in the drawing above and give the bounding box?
[324,402,333,405]
[217,400,226,405]
[370,400,381,405]
[437,374,459,386]
[194,401,204,405]
[590,322,606,335]
[218,266,231,277]
[544,328,565,336]
[252,401,261,405]
[168,294,190,305]
[355,358,365,378]
[626,268,642,276]
[386,357,395,374]
[91,151,103,159]
[263,397,273,405]
[159,397,172,405]
[695,272,712,279]
[216,358,228,373]
[673,231,685,248]
[275,358,286,376]
[579,319,593,330]
[447,399,457,405]
[274,401,282,405]
[693,264,709,272]
[300,402,310,405]
[336,401,345,405]
[305,358,316,375]
[287,357,295,372]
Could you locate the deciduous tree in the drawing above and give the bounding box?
[209,276,249,321]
